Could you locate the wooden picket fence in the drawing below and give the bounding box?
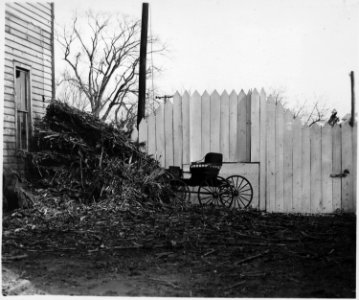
[133,89,357,214]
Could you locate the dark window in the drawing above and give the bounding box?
[15,68,30,150]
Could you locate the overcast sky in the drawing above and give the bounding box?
[54,0,359,116]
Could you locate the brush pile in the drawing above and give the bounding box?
[24,100,173,206]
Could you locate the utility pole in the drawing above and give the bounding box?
[155,95,174,103]
[137,3,149,129]
[350,71,355,127]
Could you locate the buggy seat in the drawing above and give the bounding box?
[188,152,223,185]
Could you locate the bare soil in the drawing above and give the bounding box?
[2,207,356,297]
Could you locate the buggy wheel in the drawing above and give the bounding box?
[198,178,221,206]
[170,179,190,206]
[226,175,253,209]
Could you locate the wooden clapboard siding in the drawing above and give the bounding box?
[5,3,52,32]
[4,2,54,170]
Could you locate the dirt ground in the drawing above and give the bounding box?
[2,207,356,297]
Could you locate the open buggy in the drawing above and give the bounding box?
[166,152,253,208]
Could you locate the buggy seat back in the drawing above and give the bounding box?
[204,152,223,165]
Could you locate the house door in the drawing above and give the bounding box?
[15,68,31,150]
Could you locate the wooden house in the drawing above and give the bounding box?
[3,2,55,171]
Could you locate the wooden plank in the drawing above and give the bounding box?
[237,90,247,162]
[210,90,220,153]
[147,114,156,158]
[229,90,238,161]
[201,91,211,158]
[275,103,284,212]
[220,90,230,161]
[190,91,202,162]
[182,91,190,165]
[250,89,260,162]
[321,123,333,213]
[265,96,276,213]
[259,88,267,211]
[292,118,302,212]
[310,124,322,213]
[3,114,15,123]
[3,142,16,150]
[139,119,148,146]
[3,135,16,143]
[172,92,183,167]
[331,124,342,211]
[246,90,252,162]
[352,122,357,212]
[301,125,311,213]
[164,100,174,168]
[283,110,293,213]
[341,121,354,212]
[155,104,165,166]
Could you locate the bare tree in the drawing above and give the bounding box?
[269,89,331,126]
[57,11,164,122]
[56,78,90,111]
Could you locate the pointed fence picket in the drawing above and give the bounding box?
[136,89,357,214]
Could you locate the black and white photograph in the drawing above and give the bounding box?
[1,0,357,297]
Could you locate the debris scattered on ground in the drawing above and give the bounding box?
[2,205,356,297]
